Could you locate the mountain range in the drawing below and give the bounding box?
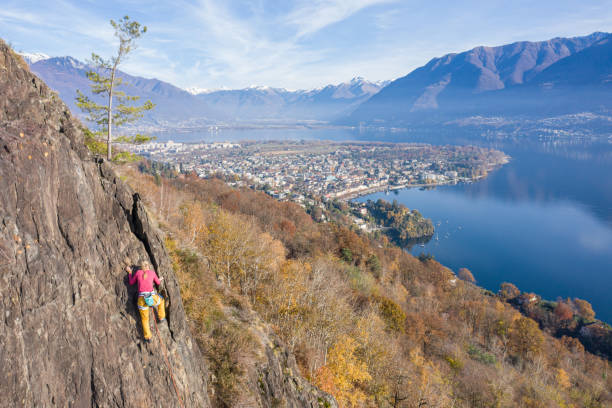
[20,31,612,132]
[23,54,386,128]
[348,32,612,125]
[194,78,389,123]
[24,56,224,127]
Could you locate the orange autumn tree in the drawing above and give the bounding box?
[178,201,209,247]
[508,316,544,363]
[204,209,284,299]
[554,301,574,323]
[573,298,595,321]
[316,335,371,407]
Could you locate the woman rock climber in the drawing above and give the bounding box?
[126,262,166,341]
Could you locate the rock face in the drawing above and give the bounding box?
[255,335,337,408]
[0,40,210,407]
[209,305,337,408]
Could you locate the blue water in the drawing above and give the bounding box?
[152,127,357,143]
[155,127,612,322]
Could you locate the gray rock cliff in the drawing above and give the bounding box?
[0,39,210,407]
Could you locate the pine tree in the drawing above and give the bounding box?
[76,16,155,160]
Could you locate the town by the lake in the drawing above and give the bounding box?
[126,140,509,201]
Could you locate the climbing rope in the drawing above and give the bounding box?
[152,309,185,408]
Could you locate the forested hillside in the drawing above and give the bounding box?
[118,164,612,408]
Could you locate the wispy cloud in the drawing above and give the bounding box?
[0,1,115,53]
[1,0,610,90]
[181,0,337,88]
[173,0,400,88]
[0,9,45,25]
[285,0,396,38]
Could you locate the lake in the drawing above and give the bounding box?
[154,127,612,323]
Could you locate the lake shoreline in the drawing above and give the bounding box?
[336,157,510,201]
[336,176,486,201]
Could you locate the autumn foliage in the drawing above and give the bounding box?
[118,164,611,408]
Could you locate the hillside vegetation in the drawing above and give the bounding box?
[365,199,434,244]
[118,164,612,408]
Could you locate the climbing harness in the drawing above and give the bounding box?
[151,308,185,408]
[144,293,156,307]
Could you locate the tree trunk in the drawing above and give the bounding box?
[107,89,113,161]
[160,177,164,216]
[107,66,117,161]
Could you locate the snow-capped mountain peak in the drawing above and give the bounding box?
[247,85,270,90]
[63,56,85,68]
[328,77,388,99]
[349,76,366,84]
[38,56,88,70]
[246,85,287,93]
[185,87,215,95]
[18,52,51,64]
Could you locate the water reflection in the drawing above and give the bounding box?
[357,136,612,323]
[457,141,612,228]
[397,235,433,251]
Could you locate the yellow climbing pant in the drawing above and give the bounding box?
[137,293,165,340]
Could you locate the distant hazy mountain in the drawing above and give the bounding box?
[25,56,386,127]
[194,86,292,122]
[347,32,612,125]
[286,77,390,120]
[26,32,608,131]
[28,56,222,128]
[194,77,388,121]
[185,87,223,95]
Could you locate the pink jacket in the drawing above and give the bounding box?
[129,269,160,293]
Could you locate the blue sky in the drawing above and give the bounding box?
[1,0,611,90]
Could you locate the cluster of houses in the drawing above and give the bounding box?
[128,141,495,202]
